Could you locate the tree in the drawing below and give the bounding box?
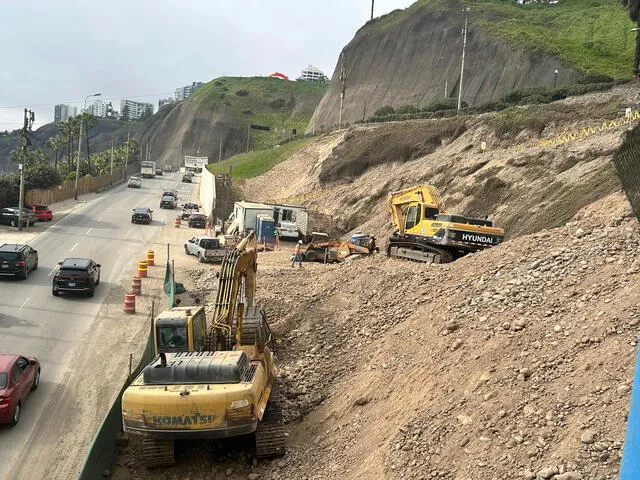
[621,0,640,74]
[47,135,65,169]
[121,105,130,121]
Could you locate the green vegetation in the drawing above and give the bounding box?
[192,77,328,150]
[205,137,314,179]
[359,0,634,78]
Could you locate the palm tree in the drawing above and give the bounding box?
[79,112,98,174]
[47,135,65,170]
[621,0,640,74]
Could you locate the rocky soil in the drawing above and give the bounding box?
[115,191,639,480]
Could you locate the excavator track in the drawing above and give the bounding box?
[141,438,175,468]
[387,241,454,264]
[255,381,286,458]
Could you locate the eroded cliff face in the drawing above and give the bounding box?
[307,4,582,133]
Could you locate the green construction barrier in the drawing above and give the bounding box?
[78,328,155,479]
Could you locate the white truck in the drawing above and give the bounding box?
[184,236,226,263]
[225,201,275,236]
[140,161,156,179]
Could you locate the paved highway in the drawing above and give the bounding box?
[0,172,194,478]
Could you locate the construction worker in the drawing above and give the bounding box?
[273,227,280,250]
[292,240,303,268]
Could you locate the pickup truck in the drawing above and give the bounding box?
[184,236,226,263]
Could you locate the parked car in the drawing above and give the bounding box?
[160,195,177,209]
[184,236,226,263]
[0,208,37,227]
[131,207,153,224]
[0,244,38,279]
[188,212,207,228]
[182,174,192,183]
[155,167,163,176]
[26,204,53,222]
[52,258,101,297]
[128,176,142,188]
[0,354,40,426]
[181,202,200,220]
[276,221,299,240]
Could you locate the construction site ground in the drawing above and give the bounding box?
[113,86,640,480]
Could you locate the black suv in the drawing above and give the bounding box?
[0,244,38,279]
[52,258,101,297]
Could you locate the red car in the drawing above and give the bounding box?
[0,354,40,426]
[29,204,53,221]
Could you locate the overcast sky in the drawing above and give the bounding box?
[0,0,416,130]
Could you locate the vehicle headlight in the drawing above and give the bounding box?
[229,399,249,409]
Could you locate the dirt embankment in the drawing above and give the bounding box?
[244,85,638,242]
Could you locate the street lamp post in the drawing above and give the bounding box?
[553,69,559,89]
[74,93,101,201]
[457,7,470,115]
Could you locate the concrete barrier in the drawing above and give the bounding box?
[199,166,216,218]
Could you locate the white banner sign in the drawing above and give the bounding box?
[184,155,208,168]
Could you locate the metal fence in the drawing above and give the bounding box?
[612,126,640,222]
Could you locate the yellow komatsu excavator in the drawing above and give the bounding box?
[121,233,285,467]
[387,184,504,263]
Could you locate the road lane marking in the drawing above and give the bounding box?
[19,297,29,309]
[86,228,93,235]
[70,242,78,251]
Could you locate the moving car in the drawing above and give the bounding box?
[155,167,163,176]
[0,208,37,227]
[160,195,177,209]
[181,202,200,220]
[184,236,226,263]
[188,212,206,228]
[27,204,53,222]
[182,174,192,183]
[0,354,40,426]
[128,177,142,188]
[131,207,153,224]
[0,244,38,279]
[52,258,101,297]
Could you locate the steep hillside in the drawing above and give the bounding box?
[139,76,327,171]
[244,84,638,243]
[0,119,143,173]
[307,0,633,132]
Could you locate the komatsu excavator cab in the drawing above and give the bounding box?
[153,306,207,354]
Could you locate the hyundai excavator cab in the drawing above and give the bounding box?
[122,232,285,467]
[387,184,504,263]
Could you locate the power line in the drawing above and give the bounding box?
[0,91,175,109]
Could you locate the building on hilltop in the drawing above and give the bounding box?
[158,97,175,109]
[54,104,77,124]
[120,99,154,121]
[174,81,204,101]
[88,100,108,118]
[298,65,328,83]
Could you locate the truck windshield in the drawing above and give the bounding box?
[157,326,188,349]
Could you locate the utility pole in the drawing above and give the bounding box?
[74,93,100,201]
[18,109,34,231]
[371,0,374,20]
[246,125,251,153]
[219,138,223,162]
[125,131,130,172]
[339,54,347,128]
[457,7,470,114]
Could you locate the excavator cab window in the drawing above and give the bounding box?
[405,205,421,230]
[424,206,439,220]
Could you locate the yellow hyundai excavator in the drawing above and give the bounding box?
[121,233,285,467]
[387,184,504,263]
